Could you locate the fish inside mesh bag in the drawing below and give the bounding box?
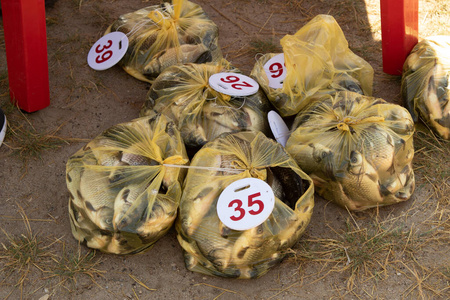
[401,35,450,139]
[66,114,189,254]
[285,91,415,211]
[175,131,314,278]
[105,0,222,83]
[250,14,373,117]
[140,59,271,149]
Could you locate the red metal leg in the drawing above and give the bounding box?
[380,0,419,75]
[1,0,50,112]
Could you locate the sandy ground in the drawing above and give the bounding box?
[0,0,449,299]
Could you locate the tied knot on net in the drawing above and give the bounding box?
[337,115,385,132]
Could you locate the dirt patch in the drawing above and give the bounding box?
[0,0,449,299]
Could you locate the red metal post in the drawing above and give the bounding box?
[1,0,50,112]
[380,0,419,75]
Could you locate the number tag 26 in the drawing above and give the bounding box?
[216,178,275,231]
[209,73,259,97]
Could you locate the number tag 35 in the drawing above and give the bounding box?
[217,178,275,231]
[87,32,129,71]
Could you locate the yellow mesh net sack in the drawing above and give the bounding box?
[286,91,415,211]
[66,114,189,254]
[251,14,373,117]
[140,59,271,148]
[176,131,314,278]
[401,36,450,139]
[105,0,222,83]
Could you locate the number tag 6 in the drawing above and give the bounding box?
[263,53,286,89]
[217,178,275,231]
[87,32,129,71]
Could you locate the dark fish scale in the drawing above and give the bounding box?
[194,50,212,64]
[77,190,84,201]
[269,167,305,209]
[436,114,450,127]
[379,183,391,197]
[99,229,113,237]
[165,121,176,137]
[122,189,131,202]
[85,201,96,212]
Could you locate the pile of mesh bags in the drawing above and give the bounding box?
[286,91,415,211]
[66,114,189,254]
[251,14,374,117]
[140,59,271,148]
[402,36,450,139]
[69,0,422,279]
[105,0,222,83]
[176,131,314,278]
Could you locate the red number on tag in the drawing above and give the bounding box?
[220,75,253,90]
[269,62,284,78]
[248,192,264,215]
[220,75,240,84]
[231,81,253,90]
[228,192,264,221]
[95,40,113,53]
[95,40,113,64]
[229,199,245,221]
[95,50,113,63]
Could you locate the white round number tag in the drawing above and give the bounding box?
[209,73,259,97]
[217,178,275,231]
[263,53,286,89]
[87,32,129,71]
[268,110,290,147]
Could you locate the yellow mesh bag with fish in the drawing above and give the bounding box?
[66,114,189,254]
[175,131,314,278]
[286,91,415,211]
[140,59,271,149]
[401,36,450,139]
[105,0,222,83]
[250,14,373,117]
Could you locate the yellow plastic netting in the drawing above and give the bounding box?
[176,131,314,278]
[66,114,189,254]
[105,0,222,83]
[286,91,415,211]
[251,14,373,117]
[140,59,271,148]
[401,35,450,139]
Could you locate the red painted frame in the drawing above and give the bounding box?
[380,0,419,75]
[1,0,50,112]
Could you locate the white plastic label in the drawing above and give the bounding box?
[263,53,286,89]
[268,110,290,147]
[209,73,259,97]
[216,178,275,231]
[87,32,129,71]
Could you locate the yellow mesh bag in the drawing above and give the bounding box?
[105,0,222,83]
[286,91,415,211]
[401,36,450,139]
[251,14,373,117]
[176,131,314,278]
[140,59,271,148]
[66,114,189,254]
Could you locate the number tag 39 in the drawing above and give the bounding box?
[263,53,286,89]
[209,73,259,97]
[217,178,275,231]
[87,32,129,71]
